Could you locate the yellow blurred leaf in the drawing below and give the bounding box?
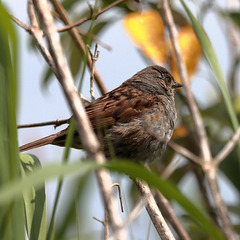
[169,25,202,83]
[123,10,202,83]
[123,10,167,63]
[172,125,188,139]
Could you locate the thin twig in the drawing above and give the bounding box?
[17,119,69,129]
[155,192,191,240]
[112,183,124,212]
[31,1,127,239]
[77,28,112,51]
[161,0,212,162]
[161,1,237,239]
[93,210,110,240]
[168,141,201,164]
[89,44,99,102]
[194,168,219,226]
[10,14,31,32]
[50,0,107,95]
[134,179,175,240]
[57,0,128,33]
[203,164,236,240]
[27,0,60,79]
[214,125,240,165]
[144,165,191,240]
[161,155,182,180]
[120,201,145,228]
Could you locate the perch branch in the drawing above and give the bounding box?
[155,192,191,240]
[135,179,176,240]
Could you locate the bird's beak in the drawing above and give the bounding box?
[173,82,183,88]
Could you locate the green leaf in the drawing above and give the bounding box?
[220,11,240,28]
[20,154,46,240]
[0,4,25,240]
[0,161,96,205]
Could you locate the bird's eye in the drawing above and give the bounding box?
[165,77,172,86]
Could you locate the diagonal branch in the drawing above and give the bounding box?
[57,0,128,33]
[161,0,212,162]
[50,0,107,95]
[135,179,176,240]
[214,125,240,165]
[31,0,127,239]
[161,1,237,239]
[168,141,200,164]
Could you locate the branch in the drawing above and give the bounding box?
[17,119,69,129]
[214,125,240,165]
[155,192,191,240]
[50,0,107,95]
[10,14,31,32]
[161,0,212,162]
[135,179,176,240]
[203,165,237,240]
[88,44,99,101]
[168,141,200,164]
[57,0,128,33]
[161,1,237,239]
[31,1,127,239]
[27,0,60,79]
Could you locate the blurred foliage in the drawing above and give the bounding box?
[123,9,202,83]
[2,0,240,239]
[0,3,25,240]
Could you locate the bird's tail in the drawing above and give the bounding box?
[19,128,68,152]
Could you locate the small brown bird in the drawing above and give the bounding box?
[20,65,182,163]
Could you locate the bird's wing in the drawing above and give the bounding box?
[86,86,155,129]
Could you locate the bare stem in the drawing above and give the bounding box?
[17,119,69,129]
[112,183,124,212]
[57,0,128,33]
[10,14,31,32]
[161,0,211,161]
[161,1,237,239]
[155,192,191,240]
[89,44,99,102]
[135,179,176,240]
[50,0,107,95]
[203,164,236,240]
[214,125,240,165]
[168,141,200,164]
[31,0,127,239]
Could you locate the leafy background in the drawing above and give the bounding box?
[1,0,240,239]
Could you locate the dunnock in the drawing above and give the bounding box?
[20,65,182,163]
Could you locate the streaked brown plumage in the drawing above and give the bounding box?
[20,65,182,163]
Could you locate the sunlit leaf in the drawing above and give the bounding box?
[123,10,202,83]
[123,10,167,63]
[169,25,202,83]
[172,125,188,139]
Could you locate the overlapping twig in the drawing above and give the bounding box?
[161,1,237,239]
[135,179,176,240]
[29,0,127,239]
